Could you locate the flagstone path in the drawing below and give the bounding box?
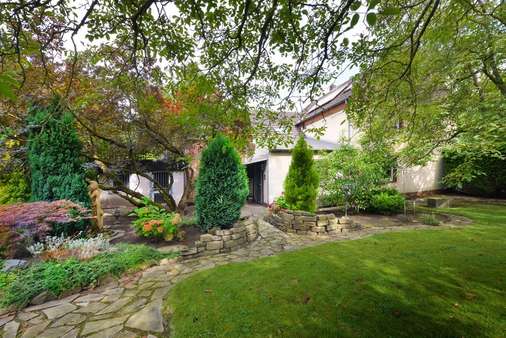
[0,216,469,338]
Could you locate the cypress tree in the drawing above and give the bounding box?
[284,135,319,212]
[195,134,249,231]
[27,98,91,213]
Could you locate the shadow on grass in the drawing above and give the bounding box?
[167,204,506,338]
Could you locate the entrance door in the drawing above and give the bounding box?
[246,161,266,204]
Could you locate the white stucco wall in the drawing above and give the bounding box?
[303,109,362,147]
[393,156,444,193]
[266,152,293,204]
[171,171,185,204]
[303,108,443,194]
[129,171,185,204]
[129,174,152,197]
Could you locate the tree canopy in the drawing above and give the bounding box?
[347,0,505,179]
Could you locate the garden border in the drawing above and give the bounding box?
[266,209,360,236]
[180,217,258,259]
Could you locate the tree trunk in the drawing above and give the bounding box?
[177,167,195,212]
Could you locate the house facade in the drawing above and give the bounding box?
[245,80,444,205]
[116,79,444,207]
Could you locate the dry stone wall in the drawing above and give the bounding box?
[181,217,258,259]
[266,209,354,236]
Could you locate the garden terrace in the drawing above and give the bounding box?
[0,200,488,338]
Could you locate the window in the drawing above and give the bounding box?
[395,120,405,129]
[118,173,130,187]
[388,166,398,183]
[152,171,171,203]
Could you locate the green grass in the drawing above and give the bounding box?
[0,244,175,309]
[166,202,506,337]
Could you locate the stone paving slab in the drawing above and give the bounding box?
[2,216,465,337]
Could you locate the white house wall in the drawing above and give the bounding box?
[129,171,185,205]
[303,108,443,195]
[267,153,292,204]
[171,171,185,205]
[303,109,361,147]
[393,156,444,194]
[129,174,152,197]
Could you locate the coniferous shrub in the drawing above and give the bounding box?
[27,99,90,233]
[284,136,319,212]
[195,134,248,231]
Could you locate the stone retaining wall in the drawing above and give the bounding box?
[181,218,258,259]
[266,209,354,236]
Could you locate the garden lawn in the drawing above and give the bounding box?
[166,202,506,337]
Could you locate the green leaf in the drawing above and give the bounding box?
[368,0,380,9]
[366,12,377,26]
[351,1,361,11]
[350,13,360,28]
[380,7,401,15]
[0,72,18,101]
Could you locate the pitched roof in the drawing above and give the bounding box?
[296,79,352,126]
[271,135,340,152]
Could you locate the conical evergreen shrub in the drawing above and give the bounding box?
[195,134,249,231]
[27,98,90,233]
[284,135,319,212]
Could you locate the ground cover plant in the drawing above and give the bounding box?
[166,202,506,337]
[28,233,111,261]
[0,244,174,309]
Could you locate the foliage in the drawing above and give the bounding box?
[0,244,174,309]
[27,233,110,261]
[367,189,405,215]
[284,136,319,212]
[27,98,91,213]
[0,0,382,134]
[274,195,290,210]
[348,0,506,170]
[0,131,30,205]
[0,170,30,205]
[0,271,16,291]
[442,144,506,197]
[130,198,181,241]
[67,58,252,211]
[318,145,387,211]
[167,202,506,338]
[421,213,441,226]
[0,200,90,258]
[195,135,249,231]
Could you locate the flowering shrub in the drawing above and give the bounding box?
[130,199,181,241]
[0,200,89,258]
[27,233,110,261]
